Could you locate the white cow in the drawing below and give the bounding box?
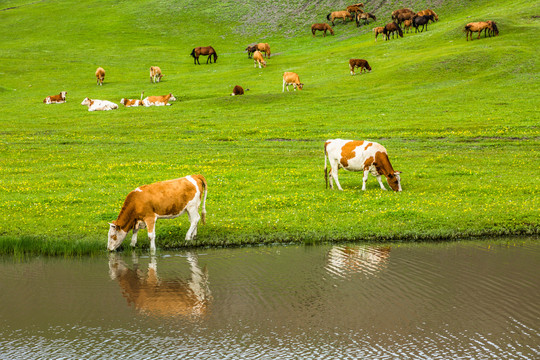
[81,97,118,111]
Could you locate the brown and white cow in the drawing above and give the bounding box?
[81,97,118,111]
[324,139,402,191]
[95,67,105,85]
[349,59,371,75]
[253,50,267,68]
[231,85,245,96]
[109,253,211,318]
[282,72,304,92]
[43,91,67,104]
[108,175,207,253]
[142,93,176,106]
[120,98,144,107]
[149,66,163,83]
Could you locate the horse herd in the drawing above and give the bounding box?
[313,2,499,42]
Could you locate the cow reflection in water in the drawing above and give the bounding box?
[326,245,391,277]
[108,253,211,318]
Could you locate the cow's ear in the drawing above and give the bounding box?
[394,171,402,175]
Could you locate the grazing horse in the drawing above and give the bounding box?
[311,23,334,37]
[417,9,438,22]
[347,5,363,17]
[383,22,403,40]
[256,43,271,58]
[464,22,493,41]
[413,15,434,32]
[245,45,257,58]
[356,12,376,26]
[190,46,218,64]
[403,19,412,33]
[392,8,415,26]
[373,26,384,41]
[484,20,499,37]
[349,59,371,75]
[327,11,352,26]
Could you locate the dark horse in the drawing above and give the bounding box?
[383,22,403,40]
[412,14,435,32]
[190,46,218,65]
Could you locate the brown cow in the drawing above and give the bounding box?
[149,66,163,83]
[95,67,105,85]
[349,59,371,75]
[107,175,207,253]
[282,72,304,92]
[253,50,267,68]
[43,91,67,104]
[142,93,177,106]
[231,85,246,96]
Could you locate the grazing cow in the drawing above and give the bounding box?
[256,43,271,58]
[149,66,163,83]
[417,9,438,21]
[81,97,118,111]
[245,44,258,58]
[311,23,335,37]
[349,59,371,75]
[231,85,248,96]
[43,91,67,104]
[373,26,385,41]
[253,50,267,68]
[109,253,211,318]
[142,93,176,106]
[324,139,402,191]
[282,72,304,92]
[383,22,404,40]
[107,175,208,253]
[413,14,435,32]
[95,67,105,86]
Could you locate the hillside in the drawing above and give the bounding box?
[0,0,538,254]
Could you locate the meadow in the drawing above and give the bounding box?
[0,0,538,255]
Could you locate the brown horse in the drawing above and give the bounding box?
[256,43,271,58]
[392,8,415,25]
[417,9,439,21]
[327,11,352,26]
[464,21,493,41]
[403,19,412,33]
[311,23,334,37]
[484,20,499,37]
[356,12,376,26]
[346,5,363,17]
[383,22,403,40]
[373,26,384,41]
[190,46,218,64]
[245,44,257,58]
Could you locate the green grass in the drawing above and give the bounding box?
[0,0,538,255]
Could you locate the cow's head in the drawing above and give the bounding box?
[296,83,304,90]
[262,60,267,68]
[169,94,177,102]
[386,171,402,192]
[108,222,127,251]
[61,91,67,99]
[81,97,91,106]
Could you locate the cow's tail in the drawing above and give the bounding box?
[199,175,207,225]
[140,91,144,100]
[324,142,329,189]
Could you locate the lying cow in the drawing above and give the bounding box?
[282,72,304,92]
[231,85,247,96]
[149,66,163,83]
[349,59,371,75]
[142,93,176,106]
[253,50,267,68]
[81,97,118,111]
[120,98,144,107]
[107,175,208,253]
[324,139,402,191]
[95,67,105,86]
[43,91,67,104]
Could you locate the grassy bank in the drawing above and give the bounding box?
[0,0,538,255]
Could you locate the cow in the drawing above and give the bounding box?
[109,253,211,318]
[81,97,118,111]
[120,98,144,107]
[253,50,267,68]
[142,93,176,106]
[149,66,163,83]
[282,72,304,92]
[324,139,402,191]
[231,85,247,96]
[107,175,208,253]
[349,59,371,75]
[95,67,105,85]
[43,91,67,104]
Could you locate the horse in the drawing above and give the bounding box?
[417,9,438,22]
[256,43,271,58]
[412,14,435,32]
[403,19,412,33]
[311,23,334,37]
[383,22,403,40]
[392,8,415,26]
[327,11,352,26]
[464,22,493,41]
[346,5,363,17]
[373,26,385,41]
[190,46,218,64]
[484,20,499,37]
[245,45,257,58]
[356,12,376,26]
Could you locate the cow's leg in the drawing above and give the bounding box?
[185,206,201,240]
[144,216,157,253]
[131,228,139,247]
[330,167,343,191]
[376,175,387,190]
[362,170,370,191]
[283,80,286,92]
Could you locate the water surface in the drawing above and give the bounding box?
[1,239,539,359]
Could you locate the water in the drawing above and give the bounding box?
[1,239,539,359]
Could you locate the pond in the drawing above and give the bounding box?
[1,239,539,359]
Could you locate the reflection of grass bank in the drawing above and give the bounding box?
[0,0,538,255]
